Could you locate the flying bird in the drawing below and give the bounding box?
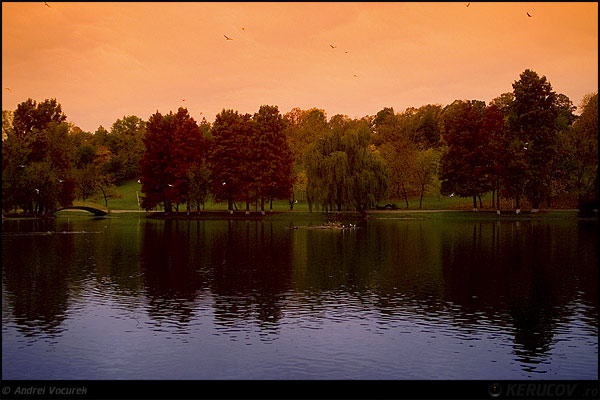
[527,12,532,17]
[224,35,233,40]
[465,3,470,7]
[182,99,186,102]
[353,74,358,77]
[345,50,349,54]
[241,27,245,30]
[329,44,336,49]
[4,87,11,92]
[44,2,51,7]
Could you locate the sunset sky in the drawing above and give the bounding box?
[2,2,598,133]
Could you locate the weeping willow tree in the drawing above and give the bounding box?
[304,116,389,213]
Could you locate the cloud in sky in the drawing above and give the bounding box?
[2,2,597,132]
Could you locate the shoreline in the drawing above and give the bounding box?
[4,208,590,221]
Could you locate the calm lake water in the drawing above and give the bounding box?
[2,215,597,380]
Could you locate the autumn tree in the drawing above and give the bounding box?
[139,108,203,213]
[208,109,254,212]
[439,99,492,210]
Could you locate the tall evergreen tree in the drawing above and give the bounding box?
[508,69,560,211]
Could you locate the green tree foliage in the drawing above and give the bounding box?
[185,117,213,212]
[284,107,328,207]
[508,69,561,210]
[72,139,117,204]
[439,99,492,209]
[482,103,509,209]
[284,107,328,166]
[253,105,294,212]
[545,93,577,205]
[413,148,441,209]
[139,108,203,212]
[489,92,529,209]
[186,160,212,212]
[304,116,388,213]
[570,93,598,212]
[378,134,419,208]
[372,107,402,145]
[2,99,75,215]
[408,104,443,148]
[102,115,146,184]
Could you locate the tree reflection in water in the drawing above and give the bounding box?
[2,216,597,378]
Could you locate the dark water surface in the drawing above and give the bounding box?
[2,216,597,379]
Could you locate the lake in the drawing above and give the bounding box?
[2,215,597,380]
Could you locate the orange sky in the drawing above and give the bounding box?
[2,2,598,133]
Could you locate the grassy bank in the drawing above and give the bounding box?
[61,180,582,220]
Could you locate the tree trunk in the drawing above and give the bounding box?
[531,189,540,212]
[246,201,250,215]
[228,196,233,214]
[260,197,265,215]
[402,184,409,208]
[496,190,501,214]
[478,194,483,209]
[472,195,478,212]
[515,196,521,214]
[491,189,495,208]
[496,187,500,209]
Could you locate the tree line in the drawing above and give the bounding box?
[2,69,598,216]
